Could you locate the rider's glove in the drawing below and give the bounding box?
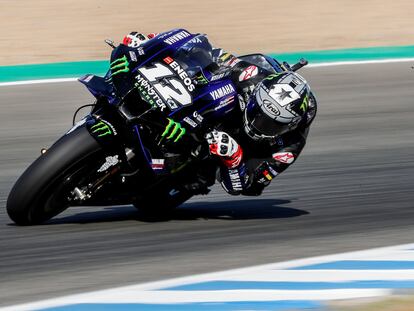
[122,32,151,48]
[206,130,243,169]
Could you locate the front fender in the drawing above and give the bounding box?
[78,74,119,105]
[86,117,122,149]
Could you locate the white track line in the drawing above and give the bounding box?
[307,57,414,68]
[1,57,414,87]
[0,78,77,87]
[221,270,414,282]
[1,243,414,311]
[0,290,390,310]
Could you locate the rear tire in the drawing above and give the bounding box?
[7,126,102,225]
[134,187,193,219]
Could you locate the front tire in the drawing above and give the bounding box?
[7,126,102,225]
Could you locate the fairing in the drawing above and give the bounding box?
[79,29,285,134]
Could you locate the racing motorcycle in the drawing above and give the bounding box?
[7,29,308,225]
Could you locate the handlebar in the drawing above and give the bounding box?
[282,58,308,72]
[291,58,308,71]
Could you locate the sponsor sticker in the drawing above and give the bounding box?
[183,117,198,128]
[134,73,167,111]
[262,99,280,117]
[151,158,165,170]
[91,119,117,137]
[263,170,273,181]
[193,111,204,123]
[163,57,195,92]
[147,33,158,39]
[129,51,137,62]
[268,166,279,177]
[210,72,229,81]
[238,65,258,81]
[98,155,119,172]
[214,95,234,111]
[210,83,235,100]
[272,152,295,164]
[137,47,145,56]
[161,118,186,142]
[163,30,191,45]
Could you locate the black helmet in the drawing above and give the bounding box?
[243,72,311,141]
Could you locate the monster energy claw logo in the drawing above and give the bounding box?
[91,120,115,137]
[110,55,129,76]
[161,118,186,142]
[264,73,282,81]
[300,95,309,112]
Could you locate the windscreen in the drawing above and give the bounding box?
[239,54,284,73]
[173,34,215,77]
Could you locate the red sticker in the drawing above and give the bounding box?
[163,56,174,64]
[238,65,258,81]
[272,152,295,164]
[147,33,158,39]
[123,36,132,46]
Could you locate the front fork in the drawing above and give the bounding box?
[69,147,136,203]
[67,113,139,203]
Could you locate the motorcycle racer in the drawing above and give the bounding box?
[189,44,317,196]
[6,29,318,225]
[207,69,317,196]
[121,30,317,197]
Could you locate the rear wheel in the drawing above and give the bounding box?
[7,126,103,225]
[133,186,193,218]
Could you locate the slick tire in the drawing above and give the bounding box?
[133,188,193,219]
[7,126,102,225]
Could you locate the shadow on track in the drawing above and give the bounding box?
[39,198,309,225]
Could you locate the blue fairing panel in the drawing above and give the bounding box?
[78,74,118,104]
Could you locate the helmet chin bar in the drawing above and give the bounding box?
[243,110,275,141]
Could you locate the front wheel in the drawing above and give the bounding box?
[7,126,103,225]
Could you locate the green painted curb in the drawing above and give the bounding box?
[270,45,414,64]
[0,60,109,83]
[1,45,414,83]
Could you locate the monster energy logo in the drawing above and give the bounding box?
[264,73,282,81]
[91,120,114,137]
[194,72,208,85]
[161,118,186,142]
[110,55,129,76]
[300,95,309,112]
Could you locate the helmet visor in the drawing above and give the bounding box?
[245,97,291,137]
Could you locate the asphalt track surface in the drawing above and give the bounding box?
[0,62,414,306]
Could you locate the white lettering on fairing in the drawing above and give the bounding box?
[210,84,235,100]
[164,31,191,45]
